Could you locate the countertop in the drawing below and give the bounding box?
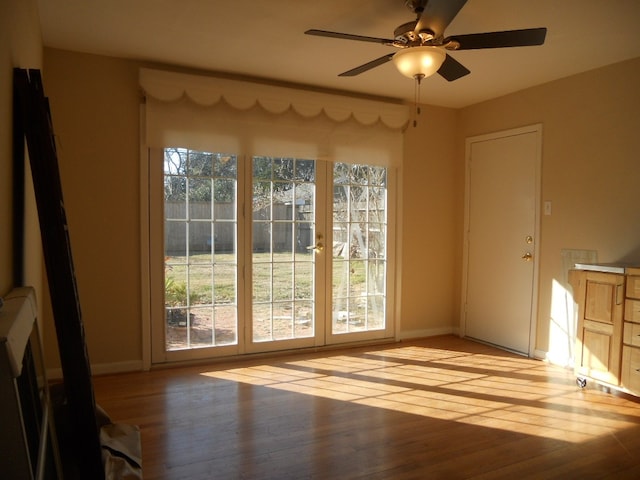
[574,263,640,274]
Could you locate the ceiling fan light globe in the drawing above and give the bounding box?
[392,46,446,79]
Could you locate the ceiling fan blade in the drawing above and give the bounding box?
[305,29,395,45]
[437,54,470,82]
[338,53,395,77]
[415,0,468,38]
[448,28,547,50]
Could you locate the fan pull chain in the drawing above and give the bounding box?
[413,74,424,128]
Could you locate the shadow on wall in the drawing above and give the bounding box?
[617,245,640,265]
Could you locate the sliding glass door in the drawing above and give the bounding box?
[151,148,393,363]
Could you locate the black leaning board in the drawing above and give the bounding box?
[14,68,104,480]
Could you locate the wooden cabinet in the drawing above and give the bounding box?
[621,268,640,393]
[571,266,640,396]
[571,270,625,386]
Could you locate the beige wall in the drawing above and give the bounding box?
[42,47,461,370]
[42,49,142,369]
[457,57,640,364]
[40,45,640,372]
[0,1,43,299]
[400,106,459,337]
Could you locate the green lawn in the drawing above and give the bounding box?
[165,251,372,308]
[166,252,320,306]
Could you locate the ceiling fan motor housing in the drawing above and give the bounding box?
[394,21,434,46]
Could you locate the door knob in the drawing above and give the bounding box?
[522,252,533,262]
[309,242,324,253]
[307,234,324,253]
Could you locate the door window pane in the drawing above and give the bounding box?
[252,157,315,342]
[332,163,387,334]
[164,148,238,351]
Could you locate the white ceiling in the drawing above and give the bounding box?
[37,0,640,108]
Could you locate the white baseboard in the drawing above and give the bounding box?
[533,348,548,361]
[398,326,457,340]
[47,360,144,381]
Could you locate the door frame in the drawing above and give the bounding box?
[460,124,542,357]
[141,149,398,368]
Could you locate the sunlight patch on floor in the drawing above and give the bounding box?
[200,345,640,443]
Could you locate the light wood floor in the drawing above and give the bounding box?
[93,335,640,479]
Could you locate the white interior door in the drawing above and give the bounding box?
[462,126,541,355]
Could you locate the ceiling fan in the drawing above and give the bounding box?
[305,0,547,82]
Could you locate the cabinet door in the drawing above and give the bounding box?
[574,271,625,385]
[625,299,640,322]
[622,346,640,393]
[626,274,640,300]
